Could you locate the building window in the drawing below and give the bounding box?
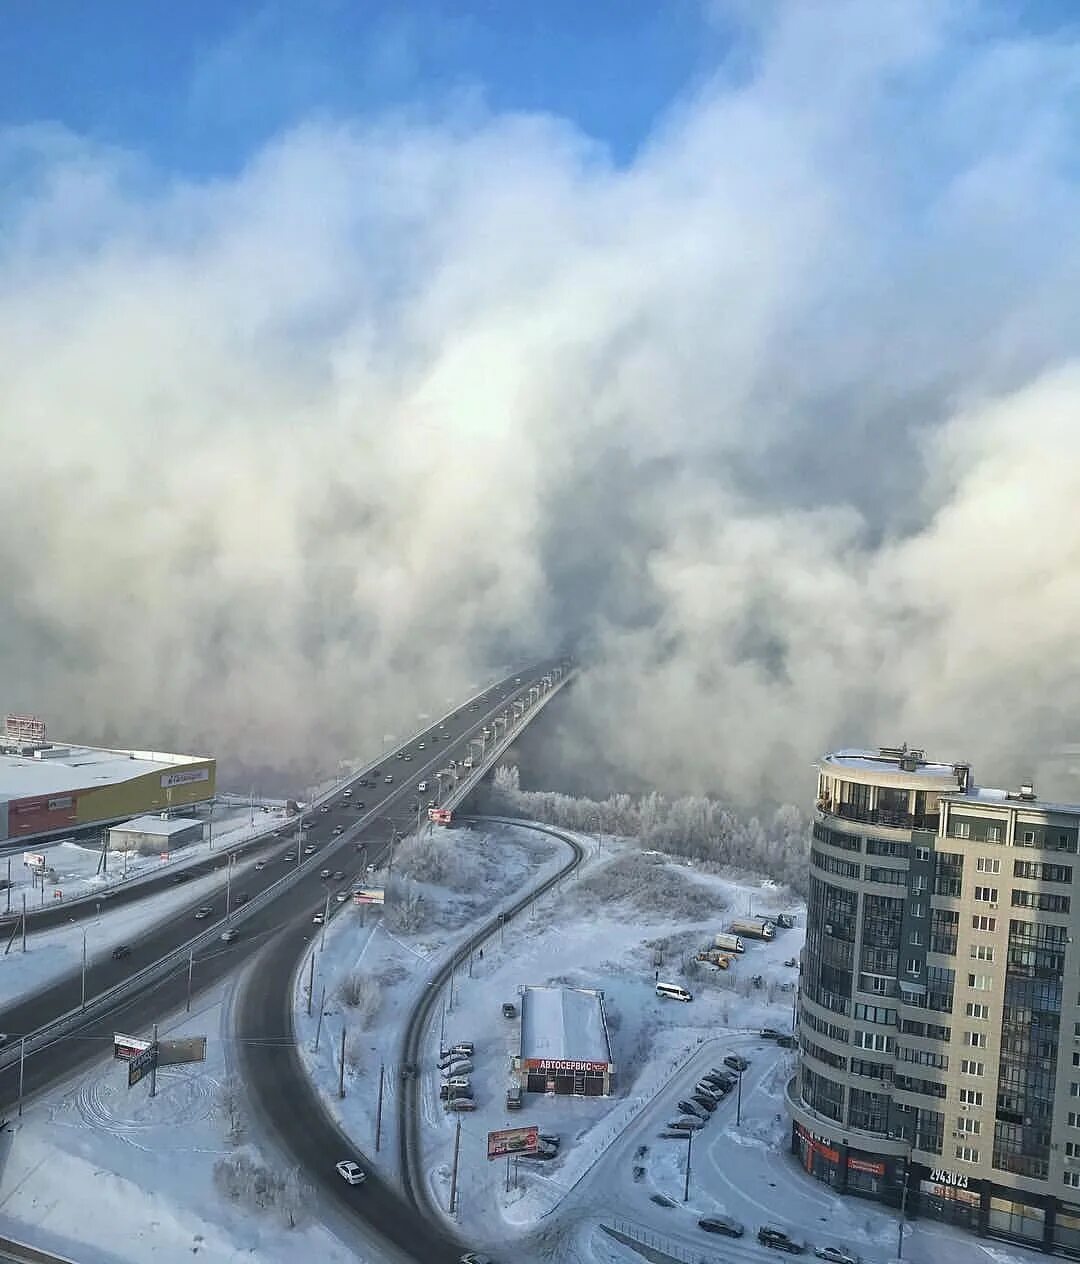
[1073,1051,1080,1068]
[954,822,972,839]
[915,846,931,861]
[974,886,998,903]
[961,1060,984,1076]
[1022,830,1035,845]
[967,974,992,991]
[1068,1111,1080,1127]
[970,945,995,962]
[986,825,1002,843]
[965,1002,989,1020]
[959,1088,983,1106]
[910,902,925,919]
[1070,1083,1080,1098]
[955,1145,979,1163]
[972,915,996,932]
[1011,889,1071,914]
[957,1117,981,1135]
[1066,1172,1080,1189]
[910,929,923,947]
[977,857,1001,874]
[965,1031,988,1048]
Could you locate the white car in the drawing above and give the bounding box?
[335,1159,365,1185]
[418,742,426,750]
[815,1249,859,1264]
[417,781,428,793]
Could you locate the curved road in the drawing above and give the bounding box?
[0,662,564,1113]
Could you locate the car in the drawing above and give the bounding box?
[284,852,297,862]
[111,945,131,960]
[335,891,348,903]
[343,789,352,797]
[708,1068,736,1086]
[724,1054,749,1072]
[538,1133,560,1150]
[335,1160,365,1185]
[442,1060,473,1077]
[678,1100,709,1121]
[320,806,329,814]
[333,870,345,880]
[312,911,325,925]
[396,751,405,760]
[439,1084,473,1101]
[320,868,332,879]
[444,1076,471,1090]
[271,830,281,837]
[667,1116,705,1131]
[760,1027,783,1040]
[171,872,192,884]
[417,781,428,792]
[777,1034,797,1049]
[506,1087,523,1110]
[447,1097,476,1112]
[254,860,266,871]
[417,742,426,750]
[234,892,249,906]
[354,800,365,809]
[502,1001,517,1018]
[304,845,316,855]
[526,1142,558,1160]
[384,775,394,784]
[333,825,343,835]
[220,928,238,944]
[691,1093,718,1112]
[194,906,212,919]
[699,1216,744,1237]
[758,1226,805,1254]
[815,1250,859,1264]
[694,1082,722,1099]
[402,753,412,761]
[450,1041,474,1056]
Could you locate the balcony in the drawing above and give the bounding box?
[823,801,939,832]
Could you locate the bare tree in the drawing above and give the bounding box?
[337,971,382,1029]
[216,1074,246,1146]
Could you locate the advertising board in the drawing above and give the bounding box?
[522,1059,609,1073]
[22,853,46,869]
[157,1036,207,1066]
[127,1043,158,1087]
[428,807,453,825]
[486,1125,539,1160]
[161,768,210,789]
[113,1033,152,1061]
[353,887,386,906]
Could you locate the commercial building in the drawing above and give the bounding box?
[516,985,614,1097]
[0,717,215,846]
[788,744,1080,1255]
[108,815,204,854]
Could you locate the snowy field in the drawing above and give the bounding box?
[0,976,401,1264]
[0,811,292,1009]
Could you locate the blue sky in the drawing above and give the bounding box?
[0,0,740,173]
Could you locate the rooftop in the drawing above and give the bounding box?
[0,744,205,802]
[822,747,968,784]
[109,815,203,837]
[520,985,611,1066]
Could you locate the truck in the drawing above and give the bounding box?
[775,913,796,929]
[714,933,745,954]
[696,950,732,969]
[729,918,776,941]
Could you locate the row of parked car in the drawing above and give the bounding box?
[694,1218,858,1260]
[661,1055,748,1137]
[438,1041,478,1111]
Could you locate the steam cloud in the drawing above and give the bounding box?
[3,1,1080,801]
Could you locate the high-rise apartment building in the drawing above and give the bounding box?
[788,745,1080,1255]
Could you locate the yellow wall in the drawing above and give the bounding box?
[76,759,216,824]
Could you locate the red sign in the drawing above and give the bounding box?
[10,792,77,835]
[523,1059,608,1073]
[53,890,62,900]
[848,1156,885,1176]
[428,807,453,825]
[795,1122,839,1165]
[487,1125,539,1160]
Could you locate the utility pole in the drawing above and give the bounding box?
[897,1153,911,1260]
[439,1000,447,1053]
[17,1037,25,1117]
[186,950,194,1012]
[448,959,456,1012]
[6,857,11,914]
[320,893,330,951]
[21,893,26,953]
[307,953,316,1016]
[736,1069,743,1127]
[314,984,327,1051]
[338,1026,347,1098]
[375,1063,384,1152]
[149,1023,159,1098]
[449,1116,462,1214]
[80,930,87,1010]
[684,1129,693,1202]
[225,853,233,918]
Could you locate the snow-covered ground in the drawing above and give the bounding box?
[0,819,290,1009]
[298,823,1048,1264]
[0,975,398,1264]
[0,801,290,912]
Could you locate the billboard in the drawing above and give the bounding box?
[487,1125,539,1160]
[127,1043,158,1087]
[22,852,46,869]
[428,807,453,825]
[161,768,209,789]
[10,792,77,837]
[353,887,385,906]
[158,1036,207,1066]
[5,714,46,744]
[113,1033,152,1061]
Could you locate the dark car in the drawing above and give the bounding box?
[439,1083,473,1101]
[724,1054,750,1072]
[506,1087,523,1110]
[502,1002,517,1018]
[699,1216,744,1237]
[111,945,131,959]
[760,1027,783,1040]
[691,1093,718,1112]
[354,801,365,809]
[678,1100,709,1121]
[332,871,345,881]
[777,1034,797,1049]
[171,872,192,884]
[758,1226,805,1254]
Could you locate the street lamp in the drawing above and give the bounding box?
[683,1128,693,1202]
[897,1147,912,1260]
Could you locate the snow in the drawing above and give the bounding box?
[521,985,611,1066]
[0,978,397,1264]
[0,807,289,1008]
[109,814,203,837]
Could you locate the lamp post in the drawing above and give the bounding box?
[897,1148,912,1260]
[684,1129,693,1202]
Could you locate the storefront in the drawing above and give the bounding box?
[522,1059,609,1096]
[791,1122,894,1199]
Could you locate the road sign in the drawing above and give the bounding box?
[487,1125,539,1160]
[127,1043,158,1088]
[113,1033,152,1061]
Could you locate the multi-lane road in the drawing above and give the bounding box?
[0,660,566,1118]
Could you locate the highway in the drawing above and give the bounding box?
[0,660,566,1115]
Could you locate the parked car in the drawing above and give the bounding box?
[312,911,325,925]
[707,1068,736,1087]
[651,1193,676,1208]
[320,869,332,879]
[758,1226,805,1254]
[699,1216,744,1237]
[459,1253,495,1264]
[506,1087,523,1110]
[447,1097,476,1112]
[220,928,238,944]
[439,1084,473,1101]
[444,1076,471,1090]
[284,852,297,862]
[815,1248,859,1264]
[724,1054,750,1072]
[450,1041,475,1057]
[667,1117,705,1131]
[694,1083,722,1100]
[691,1093,718,1112]
[442,1060,473,1078]
[526,1142,558,1161]
[335,1160,365,1185]
[760,1027,783,1040]
[538,1133,560,1151]
[194,906,212,919]
[111,945,131,959]
[678,1100,709,1121]
[502,1002,517,1019]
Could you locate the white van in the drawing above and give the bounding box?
[656,982,693,1002]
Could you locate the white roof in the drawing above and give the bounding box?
[109,815,202,837]
[520,985,610,1065]
[822,748,963,782]
[0,745,194,803]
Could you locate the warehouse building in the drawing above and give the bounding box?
[516,985,614,1097]
[0,716,215,846]
[108,815,204,854]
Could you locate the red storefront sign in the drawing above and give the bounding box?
[848,1156,885,1176]
[795,1121,839,1166]
[523,1059,608,1073]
